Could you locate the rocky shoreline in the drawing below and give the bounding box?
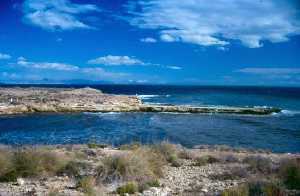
[0,143,299,196]
[0,87,281,115]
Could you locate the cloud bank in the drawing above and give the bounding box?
[127,0,300,48]
[17,57,79,71]
[237,68,300,75]
[88,55,146,66]
[23,0,99,30]
[0,53,11,60]
[140,37,157,43]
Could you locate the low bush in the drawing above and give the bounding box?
[138,179,160,192]
[58,161,87,178]
[193,155,219,166]
[87,143,107,149]
[0,150,12,177]
[243,155,273,174]
[223,154,239,163]
[116,182,138,195]
[178,150,194,160]
[96,147,165,183]
[278,158,300,190]
[210,166,248,180]
[221,181,285,196]
[152,142,181,167]
[221,184,248,196]
[0,149,67,182]
[76,176,96,196]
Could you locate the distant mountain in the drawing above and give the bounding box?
[0,79,114,85]
[60,79,113,85]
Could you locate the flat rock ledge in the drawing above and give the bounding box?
[0,87,281,115]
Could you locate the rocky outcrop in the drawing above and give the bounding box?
[0,87,280,115]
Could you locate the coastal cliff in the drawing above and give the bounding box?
[0,87,280,115]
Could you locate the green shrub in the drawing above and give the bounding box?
[221,181,284,196]
[221,184,248,196]
[0,150,12,178]
[169,154,181,167]
[243,155,272,174]
[0,149,67,182]
[77,176,96,196]
[193,155,219,166]
[138,179,160,192]
[96,155,128,182]
[87,143,107,149]
[146,179,160,187]
[279,158,300,190]
[153,142,181,167]
[58,161,85,178]
[116,182,138,195]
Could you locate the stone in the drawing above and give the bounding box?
[16,178,25,186]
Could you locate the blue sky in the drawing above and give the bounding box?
[0,0,300,86]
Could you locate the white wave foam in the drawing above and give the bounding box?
[84,112,121,116]
[272,110,300,116]
[137,95,159,99]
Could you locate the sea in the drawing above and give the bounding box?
[0,85,299,153]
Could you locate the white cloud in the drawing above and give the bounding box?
[127,0,300,48]
[88,55,183,71]
[167,66,182,70]
[160,34,178,42]
[0,53,11,60]
[17,58,79,71]
[23,0,99,30]
[87,55,146,66]
[237,68,300,75]
[140,37,157,43]
[136,79,148,83]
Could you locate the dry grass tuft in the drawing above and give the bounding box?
[96,146,165,184]
[193,155,219,166]
[221,181,285,196]
[243,155,273,174]
[0,148,67,182]
[77,176,96,196]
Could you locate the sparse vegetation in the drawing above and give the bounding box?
[119,142,141,151]
[138,179,160,192]
[152,142,181,167]
[47,188,61,196]
[96,146,165,183]
[0,148,67,182]
[0,143,299,195]
[193,155,219,166]
[58,161,86,178]
[87,143,107,149]
[116,182,138,195]
[178,149,194,160]
[279,158,300,190]
[77,176,96,196]
[221,181,285,196]
[210,166,248,180]
[243,155,273,174]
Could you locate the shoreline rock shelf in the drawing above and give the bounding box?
[0,87,281,115]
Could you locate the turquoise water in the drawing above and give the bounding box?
[0,85,299,152]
